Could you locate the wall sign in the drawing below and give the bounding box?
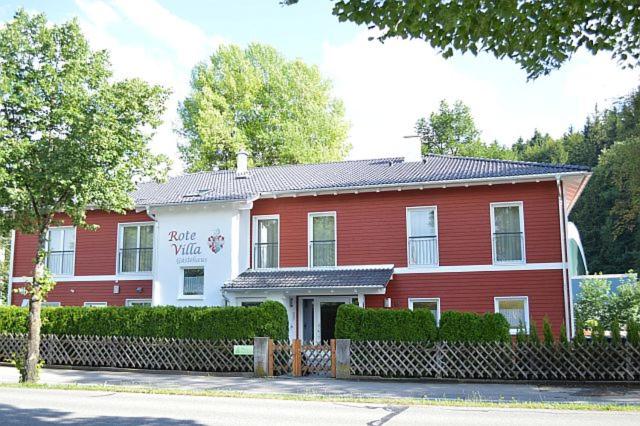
[168,228,224,264]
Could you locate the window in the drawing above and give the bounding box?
[119,224,154,273]
[308,212,336,267]
[43,301,61,307]
[253,216,279,269]
[491,202,525,263]
[84,302,108,307]
[241,301,263,307]
[407,207,438,267]
[181,267,204,297]
[125,299,152,307]
[495,296,529,334]
[408,298,440,324]
[46,227,75,276]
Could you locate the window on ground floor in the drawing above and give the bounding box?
[125,299,152,307]
[240,301,264,307]
[20,300,61,307]
[181,267,204,297]
[408,298,440,324]
[84,301,108,307]
[494,296,529,334]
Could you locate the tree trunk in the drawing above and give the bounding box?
[21,232,47,383]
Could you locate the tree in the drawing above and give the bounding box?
[574,276,613,329]
[416,100,480,156]
[178,43,350,172]
[513,130,568,164]
[0,11,168,382]
[284,0,640,79]
[0,234,9,305]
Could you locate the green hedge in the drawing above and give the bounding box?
[0,301,288,340]
[335,304,438,341]
[335,305,510,342]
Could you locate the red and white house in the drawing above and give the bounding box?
[6,151,591,341]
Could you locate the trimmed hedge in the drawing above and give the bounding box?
[335,305,510,342]
[335,304,438,341]
[0,301,288,340]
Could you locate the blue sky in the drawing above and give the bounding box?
[2,1,639,173]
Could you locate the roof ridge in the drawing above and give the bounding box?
[425,153,591,171]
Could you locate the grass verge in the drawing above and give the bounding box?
[0,382,638,412]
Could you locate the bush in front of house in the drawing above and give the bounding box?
[0,300,288,340]
[438,311,511,343]
[335,303,438,341]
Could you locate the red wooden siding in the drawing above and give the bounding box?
[251,181,562,268]
[12,280,152,307]
[12,210,153,277]
[367,269,565,335]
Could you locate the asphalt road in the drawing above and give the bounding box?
[0,388,638,426]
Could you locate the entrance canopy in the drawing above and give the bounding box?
[222,264,394,292]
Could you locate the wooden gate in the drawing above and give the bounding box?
[270,339,336,377]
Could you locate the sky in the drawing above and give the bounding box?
[2,0,639,174]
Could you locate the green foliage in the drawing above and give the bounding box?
[512,130,568,164]
[542,316,554,346]
[438,311,510,343]
[528,320,540,345]
[574,321,586,345]
[334,304,437,342]
[0,235,9,305]
[559,324,569,346]
[0,301,288,340]
[515,323,528,344]
[592,322,606,344]
[575,274,640,329]
[611,319,621,345]
[416,100,479,156]
[627,319,640,346]
[286,0,640,79]
[178,43,350,172]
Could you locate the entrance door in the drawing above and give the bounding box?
[298,296,356,343]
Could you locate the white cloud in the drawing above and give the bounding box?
[321,31,640,160]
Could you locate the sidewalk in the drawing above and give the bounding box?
[1,365,639,405]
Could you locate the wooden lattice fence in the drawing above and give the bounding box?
[0,333,253,373]
[349,341,640,381]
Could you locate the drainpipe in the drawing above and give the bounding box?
[6,230,15,306]
[145,207,158,306]
[556,177,571,340]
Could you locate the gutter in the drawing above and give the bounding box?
[6,230,15,306]
[556,177,571,340]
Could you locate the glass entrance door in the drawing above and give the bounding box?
[298,297,356,343]
[320,302,343,341]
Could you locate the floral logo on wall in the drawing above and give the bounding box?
[208,228,225,254]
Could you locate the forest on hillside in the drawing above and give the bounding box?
[417,88,640,274]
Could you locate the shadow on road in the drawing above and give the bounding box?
[0,403,202,425]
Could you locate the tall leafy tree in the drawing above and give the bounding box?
[178,43,350,171]
[285,0,640,79]
[513,130,568,164]
[0,11,168,382]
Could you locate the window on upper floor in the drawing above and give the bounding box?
[46,227,76,276]
[253,216,279,269]
[491,202,525,264]
[495,296,529,335]
[119,223,154,274]
[407,207,439,267]
[308,212,336,267]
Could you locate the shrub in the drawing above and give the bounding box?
[438,311,510,343]
[542,316,554,345]
[574,321,586,345]
[559,323,568,346]
[478,312,510,343]
[611,319,621,345]
[627,319,640,346]
[335,304,437,341]
[0,301,288,340]
[529,319,540,345]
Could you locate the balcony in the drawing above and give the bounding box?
[254,242,279,269]
[408,236,438,267]
[46,250,74,275]
[309,240,336,267]
[493,232,524,263]
[119,247,153,273]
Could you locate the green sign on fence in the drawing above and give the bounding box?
[233,345,254,355]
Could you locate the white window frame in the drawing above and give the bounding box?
[490,201,526,265]
[494,296,530,335]
[125,298,152,307]
[408,297,441,324]
[117,222,155,275]
[178,266,205,300]
[307,211,337,267]
[42,301,61,307]
[84,301,108,307]
[252,214,280,269]
[45,226,76,277]
[237,297,266,307]
[406,206,439,268]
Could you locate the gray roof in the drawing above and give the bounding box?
[133,154,591,206]
[222,265,395,290]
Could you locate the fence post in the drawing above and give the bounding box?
[292,339,302,377]
[268,339,274,377]
[253,337,270,377]
[330,339,336,378]
[335,339,350,379]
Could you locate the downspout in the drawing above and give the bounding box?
[145,207,159,306]
[6,230,15,306]
[556,177,571,340]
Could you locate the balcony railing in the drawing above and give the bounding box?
[493,232,524,262]
[310,240,336,267]
[254,242,279,269]
[408,236,438,266]
[119,247,153,273]
[46,250,75,275]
